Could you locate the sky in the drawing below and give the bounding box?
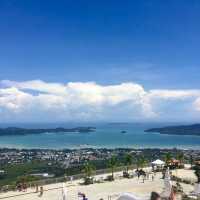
[0,0,200,123]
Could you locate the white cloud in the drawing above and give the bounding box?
[193,98,200,112]
[0,87,33,111]
[148,89,200,100]
[0,80,200,122]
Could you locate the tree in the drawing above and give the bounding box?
[176,152,184,164]
[108,156,117,180]
[83,162,95,185]
[194,165,200,183]
[190,155,194,168]
[137,156,146,169]
[164,152,172,166]
[124,153,133,173]
[136,156,147,183]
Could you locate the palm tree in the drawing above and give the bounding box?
[136,157,140,170]
[190,155,194,168]
[83,161,95,185]
[137,156,147,169]
[164,152,172,166]
[124,153,133,173]
[108,156,118,180]
[136,156,147,182]
[176,152,184,165]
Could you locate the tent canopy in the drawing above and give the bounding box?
[151,159,165,165]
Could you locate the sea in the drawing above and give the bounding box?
[0,122,200,149]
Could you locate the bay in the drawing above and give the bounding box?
[0,123,199,149]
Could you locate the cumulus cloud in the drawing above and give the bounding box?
[193,98,200,112]
[148,89,200,100]
[0,80,200,122]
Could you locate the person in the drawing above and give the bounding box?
[22,183,27,192]
[150,192,161,200]
[152,174,155,181]
[82,193,88,200]
[142,175,145,183]
[35,184,39,193]
[78,192,87,200]
[17,183,22,192]
[136,169,140,179]
[169,186,177,200]
[39,186,43,197]
[154,171,156,177]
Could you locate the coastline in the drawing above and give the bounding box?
[0,123,200,150]
[0,144,200,150]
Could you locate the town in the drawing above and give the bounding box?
[1,148,199,166]
[0,148,200,187]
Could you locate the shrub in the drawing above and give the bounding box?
[123,171,130,178]
[105,175,114,181]
[84,177,94,185]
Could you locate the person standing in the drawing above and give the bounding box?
[39,186,44,197]
[35,184,39,193]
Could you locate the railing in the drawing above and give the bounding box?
[0,164,145,193]
[29,164,140,186]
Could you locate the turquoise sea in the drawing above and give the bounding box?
[0,123,200,149]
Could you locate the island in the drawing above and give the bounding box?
[121,131,127,134]
[0,127,96,136]
[145,123,200,136]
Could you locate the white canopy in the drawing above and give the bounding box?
[151,159,165,165]
[117,193,145,200]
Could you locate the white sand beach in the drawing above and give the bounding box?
[0,169,196,200]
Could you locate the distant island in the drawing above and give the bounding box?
[145,123,200,136]
[121,130,127,134]
[0,127,96,136]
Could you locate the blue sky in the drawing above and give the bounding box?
[0,0,200,122]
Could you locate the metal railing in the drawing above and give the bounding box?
[0,164,144,193]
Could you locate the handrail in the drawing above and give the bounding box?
[0,184,76,199]
[0,164,147,193]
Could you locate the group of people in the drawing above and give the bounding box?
[16,182,27,192]
[17,182,44,197]
[135,169,156,183]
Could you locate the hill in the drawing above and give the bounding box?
[0,127,96,136]
[145,124,200,136]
